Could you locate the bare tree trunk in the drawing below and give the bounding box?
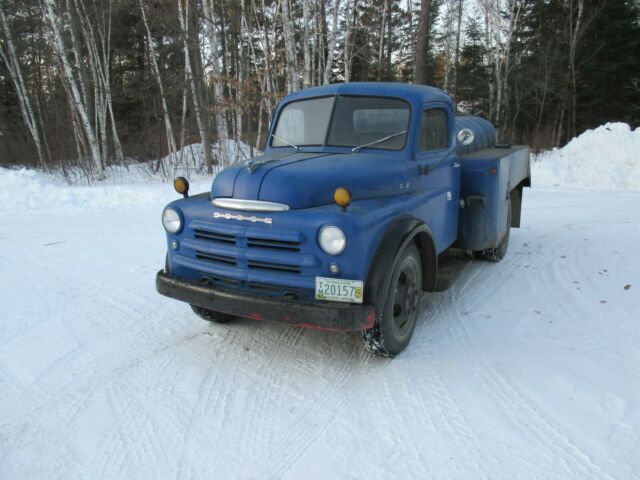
[323,0,340,84]
[568,0,584,140]
[343,0,358,82]
[452,0,464,104]
[415,0,432,85]
[376,0,387,81]
[244,10,272,122]
[65,0,90,119]
[254,0,277,108]
[479,0,495,119]
[385,0,392,78]
[44,0,103,177]
[179,0,214,172]
[500,0,523,131]
[302,0,311,88]
[202,0,230,167]
[139,0,177,169]
[442,0,454,92]
[179,68,189,166]
[72,0,123,165]
[91,0,123,163]
[281,0,300,92]
[0,5,46,168]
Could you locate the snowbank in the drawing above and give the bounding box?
[0,140,258,212]
[0,166,211,212]
[158,139,257,167]
[533,123,640,190]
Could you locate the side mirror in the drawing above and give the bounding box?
[457,128,475,146]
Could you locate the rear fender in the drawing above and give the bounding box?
[510,179,529,228]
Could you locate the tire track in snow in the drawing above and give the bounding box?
[413,299,553,477]
[266,346,378,479]
[233,323,309,460]
[439,244,619,479]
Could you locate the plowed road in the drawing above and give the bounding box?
[1,190,639,479]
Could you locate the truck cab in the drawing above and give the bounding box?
[156,82,531,357]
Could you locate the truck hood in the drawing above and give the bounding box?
[211,151,412,210]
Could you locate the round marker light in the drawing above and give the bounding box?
[174,177,190,197]
[162,207,182,233]
[318,225,346,255]
[334,187,352,207]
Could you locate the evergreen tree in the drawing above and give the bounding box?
[456,17,490,115]
[576,0,640,131]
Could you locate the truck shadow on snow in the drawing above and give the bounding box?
[433,250,475,292]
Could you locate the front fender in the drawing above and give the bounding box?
[365,216,438,309]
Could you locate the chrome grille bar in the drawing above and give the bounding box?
[212,198,290,212]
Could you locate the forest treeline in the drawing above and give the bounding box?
[1,0,639,178]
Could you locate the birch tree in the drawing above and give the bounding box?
[281,0,300,91]
[44,0,103,176]
[323,0,341,84]
[139,0,177,169]
[202,0,230,167]
[178,0,214,172]
[302,0,311,88]
[415,0,432,85]
[0,4,46,167]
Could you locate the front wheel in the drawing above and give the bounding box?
[190,305,236,324]
[362,243,422,357]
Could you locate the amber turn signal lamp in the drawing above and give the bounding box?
[174,177,190,197]
[334,187,352,207]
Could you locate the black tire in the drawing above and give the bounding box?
[463,249,478,259]
[362,243,422,357]
[482,201,511,262]
[190,305,236,324]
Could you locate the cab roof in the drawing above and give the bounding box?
[282,82,452,108]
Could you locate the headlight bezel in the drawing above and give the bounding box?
[162,207,183,234]
[318,225,346,256]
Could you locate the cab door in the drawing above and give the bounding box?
[414,104,460,250]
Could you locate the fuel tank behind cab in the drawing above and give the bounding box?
[455,115,497,155]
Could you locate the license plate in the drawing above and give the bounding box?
[315,277,364,304]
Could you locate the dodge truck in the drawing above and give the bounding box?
[156,82,531,357]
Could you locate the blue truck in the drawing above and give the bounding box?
[156,82,530,357]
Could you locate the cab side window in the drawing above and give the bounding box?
[420,109,449,151]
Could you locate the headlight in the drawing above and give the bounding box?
[318,225,346,255]
[162,207,182,233]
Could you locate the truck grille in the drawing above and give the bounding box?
[246,237,301,252]
[194,229,235,244]
[195,252,237,266]
[247,260,301,274]
[183,219,316,295]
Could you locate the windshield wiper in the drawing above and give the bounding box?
[272,133,300,151]
[351,130,407,152]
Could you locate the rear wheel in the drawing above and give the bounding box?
[362,243,422,357]
[482,201,511,262]
[190,305,236,324]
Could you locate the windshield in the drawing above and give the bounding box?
[271,95,410,151]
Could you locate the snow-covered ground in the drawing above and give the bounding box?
[1,128,639,479]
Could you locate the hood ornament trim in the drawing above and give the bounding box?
[212,198,290,212]
[245,155,285,173]
[213,212,272,224]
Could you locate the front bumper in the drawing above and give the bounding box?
[156,270,376,332]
